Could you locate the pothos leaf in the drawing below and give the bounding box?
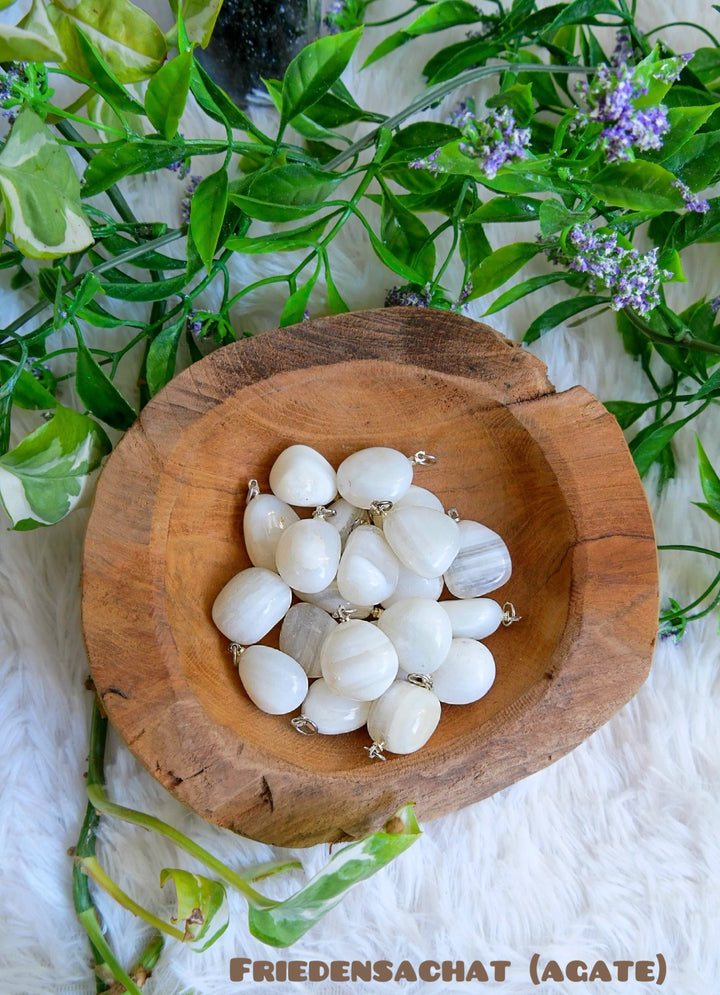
[167,0,223,47]
[0,404,111,530]
[0,107,94,259]
[247,804,421,947]
[160,869,229,953]
[1,8,64,62]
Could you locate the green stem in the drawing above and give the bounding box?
[624,308,720,359]
[79,856,185,942]
[657,544,720,559]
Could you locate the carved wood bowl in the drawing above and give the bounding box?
[81,307,659,847]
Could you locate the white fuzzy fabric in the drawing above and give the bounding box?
[1,3,719,993]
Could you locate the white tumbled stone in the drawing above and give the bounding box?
[237,644,308,715]
[293,580,373,619]
[336,524,400,606]
[367,681,441,755]
[381,564,444,607]
[431,637,496,705]
[279,602,337,678]
[336,446,413,509]
[268,444,337,507]
[212,567,292,645]
[301,679,371,734]
[377,597,453,675]
[274,518,341,594]
[243,493,299,570]
[443,519,512,598]
[324,497,364,548]
[320,619,398,700]
[383,505,461,578]
[440,597,504,639]
[394,484,445,513]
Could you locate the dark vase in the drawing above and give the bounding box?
[194,0,323,106]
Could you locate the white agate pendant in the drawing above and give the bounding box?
[440,597,504,639]
[377,597,453,675]
[443,518,512,598]
[431,637,496,705]
[293,579,373,619]
[336,446,413,509]
[236,644,308,714]
[383,505,460,579]
[298,679,371,734]
[279,602,337,678]
[381,563,443,607]
[320,619,398,700]
[336,523,400,606]
[212,567,291,645]
[243,491,299,570]
[393,484,444,513]
[274,517,342,594]
[366,681,441,756]
[268,444,337,507]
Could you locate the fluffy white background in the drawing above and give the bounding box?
[1,2,719,993]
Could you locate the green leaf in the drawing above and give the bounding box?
[0,107,94,259]
[486,81,534,127]
[665,197,720,251]
[381,192,435,282]
[82,138,185,197]
[695,434,720,518]
[543,0,626,33]
[363,1,481,67]
[247,804,421,947]
[228,165,343,222]
[663,130,720,192]
[98,271,189,302]
[74,26,146,115]
[464,195,542,224]
[145,319,184,397]
[42,0,167,83]
[324,264,349,314]
[168,0,223,47]
[280,270,319,327]
[538,199,592,236]
[160,869,229,953]
[224,216,331,254]
[466,241,543,300]
[189,168,228,272]
[650,105,719,164]
[692,366,720,400]
[189,60,260,136]
[523,294,610,343]
[589,161,686,212]
[0,362,56,410]
[484,271,571,315]
[145,49,193,140]
[0,12,64,62]
[365,225,427,283]
[603,399,650,430]
[0,405,111,529]
[629,412,696,478]
[280,28,362,135]
[459,222,492,274]
[74,329,137,431]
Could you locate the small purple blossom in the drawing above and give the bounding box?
[180,174,202,224]
[559,223,672,317]
[325,0,348,33]
[384,284,434,308]
[452,280,473,313]
[672,178,710,214]
[653,52,693,83]
[187,310,204,338]
[453,100,530,179]
[410,147,441,176]
[710,296,720,314]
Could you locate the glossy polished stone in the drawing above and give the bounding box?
[377,597,453,675]
[293,580,373,619]
[237,644,308,714]
[211,567,291,645]
[320,619,398,700]
[301,678,371,734]
[243,493,299,570]
[274,517,342,593]
[443,519,512,598]
[440,597,504,639]
[367,681,441,755]
[268,444,337,507]
[336,523,400,606]
[279,602,337,678]
[383,505,460,578]
[336,446,413,509]
[431,637,496,705]
[394,484,444,512]
[381,563,444,607]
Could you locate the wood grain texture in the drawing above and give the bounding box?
[81,307,659,847]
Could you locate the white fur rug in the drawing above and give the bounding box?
[1,2,719,993]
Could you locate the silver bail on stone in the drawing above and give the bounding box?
[312,505,337,520]
[246,479,260,505]
[332,605,359,623]
[501,602,522,626]
[364,741,387,761]
[369,499,394,518]
[407,673,434,690]
[291,715,319,735]
[228,642,246,665]
[446,507,461,522]
[408,451,438,465]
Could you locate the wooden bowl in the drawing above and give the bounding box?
[81,307,659,847]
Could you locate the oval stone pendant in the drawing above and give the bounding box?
[212,567,292,645]
[440,597,504,639]
[320,619,398,700]
[300,679,371,734]
[236,644,308,714]
[336,524,400,606]
[274,517,342,593]
[243,492,299,570]
[383,505,461,579]
[381,562,444,607]
[279,602,337,678]
[269,444,337,507]
[394,484,444,513]
[367,681,441,755]
[431,637,496,705]
[377,597,453,675]
[443,519,512,598]
[336,446,413,509]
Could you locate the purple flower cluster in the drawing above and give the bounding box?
[325,0,348,34]
[384,284,434,308]
[672,178,710,214]
[454,103,531,179]
[564,223,672,316]
[576,33,670,162]
[0,64,27,123]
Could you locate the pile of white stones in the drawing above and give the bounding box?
[212,444,519,759]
